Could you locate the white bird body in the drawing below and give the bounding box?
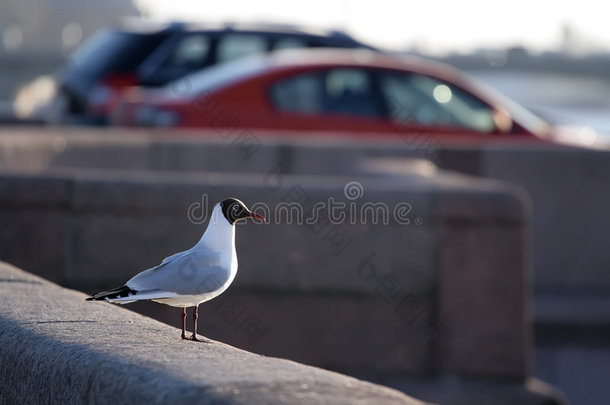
[105,204,238,307]
[87,198,263,341]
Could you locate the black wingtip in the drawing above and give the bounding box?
[86,285,137,301]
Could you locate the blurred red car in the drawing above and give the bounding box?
[112,49,553,142]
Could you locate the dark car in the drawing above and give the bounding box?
[55,21,374,124]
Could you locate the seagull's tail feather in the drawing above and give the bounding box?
[86,285,138,303]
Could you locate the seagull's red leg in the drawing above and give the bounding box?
[181,307,187,340]
[190,305,204,341]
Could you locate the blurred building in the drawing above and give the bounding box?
[0,0,141,99]
[0,0,141,56]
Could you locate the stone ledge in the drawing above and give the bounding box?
[0,262,426,405]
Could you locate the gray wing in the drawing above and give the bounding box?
[126,250,229,296]
[161,249,192,265]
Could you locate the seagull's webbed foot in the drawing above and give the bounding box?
[189,333,211,343]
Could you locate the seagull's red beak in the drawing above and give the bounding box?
[249,212,265,221]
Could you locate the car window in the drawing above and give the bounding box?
[273,38,308,50]
[379,71,496,132]
[271,72,322,113]
[270,68,380,117]
[68,29,169,76]
[217,34,268,62]
[163,34,211,68]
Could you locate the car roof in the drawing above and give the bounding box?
[263,48,461,77]
[119,19,369,44]
[167,48,474,96]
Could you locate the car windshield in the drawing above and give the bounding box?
[68,29,169,77]
[463,74,550,134]
[493,90,550,134]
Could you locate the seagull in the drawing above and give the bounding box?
[86,198,264,342]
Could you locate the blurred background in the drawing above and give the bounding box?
[1,1,609,405]
[3,0,610,141]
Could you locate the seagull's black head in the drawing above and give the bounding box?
[220,198,265,225]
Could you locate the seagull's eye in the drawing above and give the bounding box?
[232,204,240,213]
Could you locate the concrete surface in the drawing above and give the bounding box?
[0,261,425,405]
[0,129,572,404]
